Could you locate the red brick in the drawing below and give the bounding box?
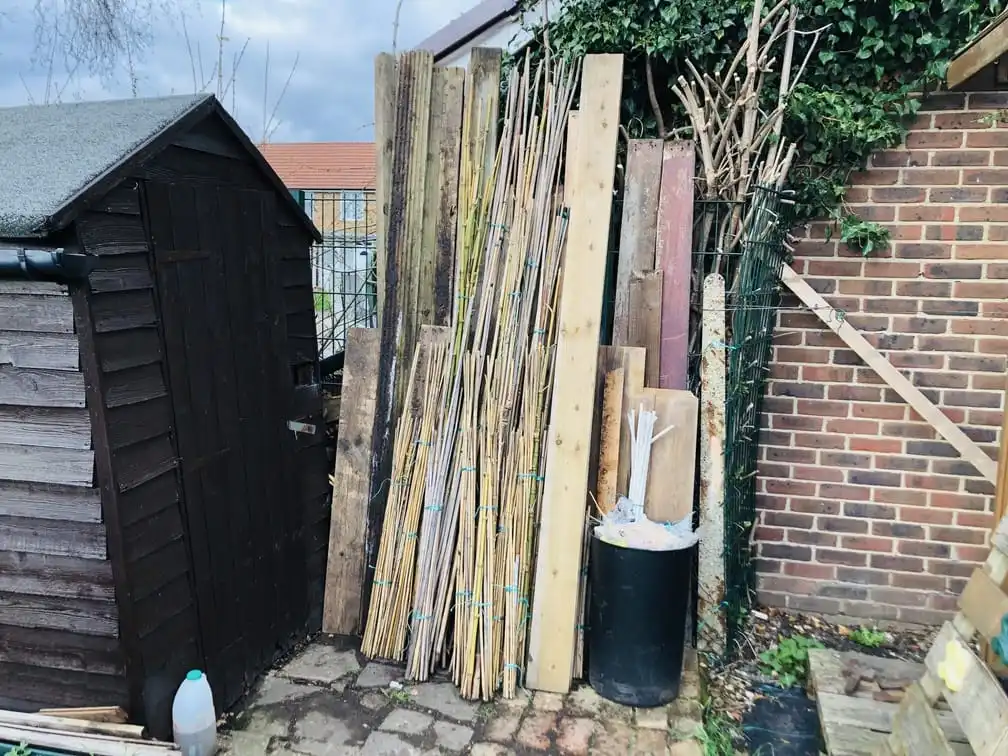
[959,205,1008,222]
[904,473,961,492]
[963,168,1008,185]
[825,418,879,434]
[841,536,894,552]
[899,205,953,222]
[793,465,845,483]
[781,564,833,582]
[895,280,950,297]
[818,516,869,534]
[819,484,871,502]
[900,168,961,185]
[983,301,1008,317]
[989,227,1008,242]
[807,259,863,277]
[872,187,926,203]
[789,529,838,546]
[979,337,1008,354]
[952,319,1008,336]
[890,352,946,369]
[907,131,963,149]
[818,548,868,566]
[933,112,987,130]
[954,545,989,561]
[753,558,781,574]
[893,316,947,334]
[776,347,831,364]
[924,262,983,279]
[893,573,947,592]
[974,372,1008,389]
[989,263,1008,277]
[870,554,924,572]
[970,93,1008,108]
[760,575,820,595]
[955,280,1008,298]
[864,297,920,315]
[921,299,978,316]
[967,409,1004,427]
[761,543,812,561]
[829,385,884,402]
[943,390,1003,408]
[917,335,977,351]
[930,560,974,578]
[792,432,845,449]
[957,511,995,529]
[884,224,924,241]
[899,539,951,558]
[966,131,1008,147]
[929,187,988,203]
[932,150,990,167]
[870,588,929,607]
[930,492,988,511]
[850,437,902,453]
[836,567,891,585]
[765,479,817,496]
[930,526,987,545]
[954,243,1008,260]
[791,499,843,515]
[851,403,906,420]
[797,399,850,417]
[754,526,785,542]
[926,225,983,242]
[899,506,953,524]
[862,261,922,278]
[875,454,928,473]
[765,511,814,529]
[773,415,825,431]
[850,169,899,185]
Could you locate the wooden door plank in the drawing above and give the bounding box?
[781,263,998,484]
[656,141,695,391]
[698,273,727,655]
[629,387,699,523]
[323,328,381,635]
[613,139,663,347]
[527,53,623,694]
[628,269,663,387]
[924,621,1008,756]
[422,67,464,327]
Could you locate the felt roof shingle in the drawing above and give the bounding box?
[258,142,376,191]
[0,93,210,238]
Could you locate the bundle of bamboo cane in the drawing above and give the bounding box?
[362,52,578,700]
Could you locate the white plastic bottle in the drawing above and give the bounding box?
[172,669,218,756]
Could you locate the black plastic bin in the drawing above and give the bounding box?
[587,534,694,707]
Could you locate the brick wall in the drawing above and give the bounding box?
[755,89,1008,625]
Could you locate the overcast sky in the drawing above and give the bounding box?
[0,0,476,142]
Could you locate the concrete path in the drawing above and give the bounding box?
[218,638,703,755]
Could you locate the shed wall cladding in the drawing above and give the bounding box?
[755,89,1008,624]
[0,281,127,710]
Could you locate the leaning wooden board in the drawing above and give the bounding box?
[527,53,623,694]
[627,387,698,523]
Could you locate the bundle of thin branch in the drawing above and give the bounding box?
[671,0,821,261]
[403,54,576,700]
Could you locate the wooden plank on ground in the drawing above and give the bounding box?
[323,329,381,636]
[595,367,624,514]
[987,376,1008,668]
[924,621,1008,756]
[628,269,663,388]
[656,140,695,391]
[374,53,397,333]
[889,682,956,756]
[423,66,464,327]
[613,139,663,348]
[808,648,925,699]
[815,692,969,756]
[698,273,726,655]
[527,53,623,694]
[36,706,129,724]
[781,263,998,484]
[628,387,698,523]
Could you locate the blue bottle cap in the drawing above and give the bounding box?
[186,669,202,681]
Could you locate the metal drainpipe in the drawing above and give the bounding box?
[0,244,94,282]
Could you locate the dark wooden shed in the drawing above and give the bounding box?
[0,93,331,737]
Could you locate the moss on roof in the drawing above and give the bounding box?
[0,93,210,237]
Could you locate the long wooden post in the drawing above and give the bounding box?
[526,54,623,694]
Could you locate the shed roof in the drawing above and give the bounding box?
[416,0,519,63]
[0,93,319,241]
[258,142,376,191]
[947,7,1008,89]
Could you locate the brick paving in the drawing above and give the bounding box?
[217,637,703,755]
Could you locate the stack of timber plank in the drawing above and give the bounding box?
[322,49,482,637]
[876,389,1008,756]
[0,708,179,755]
[567,139,703,679]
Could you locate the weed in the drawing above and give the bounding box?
[758,634,824,688]
[695,708,741,756]
[835,213,890,257]
[850,626,887,648]
[9,744,33,756]
[383,688,411,705]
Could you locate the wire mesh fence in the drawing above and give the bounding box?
[301,190,379,376]
[690,185,792,655]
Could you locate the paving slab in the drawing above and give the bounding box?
[378,708,433,735]
[282,645,361,685]
[433,721,474,751]
[252,674,323,706]
[356,662,402,688]
[360,731,420,755]
[293,710,355,746]
[411,682,479,722]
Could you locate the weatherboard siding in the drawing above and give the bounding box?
[0,280,129,711]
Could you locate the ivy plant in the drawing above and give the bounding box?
[519,0,1003,252]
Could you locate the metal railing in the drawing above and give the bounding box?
[298,190,379,372]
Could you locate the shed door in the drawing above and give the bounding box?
[146,182,305,709]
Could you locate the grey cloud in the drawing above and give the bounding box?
[0,0,476,141]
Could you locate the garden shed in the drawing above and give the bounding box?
[0,93,330,737]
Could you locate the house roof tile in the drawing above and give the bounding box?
[258,141,376,191]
